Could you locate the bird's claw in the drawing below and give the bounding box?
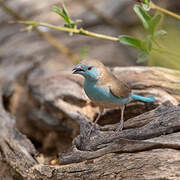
[87,124,97,137]
[87,128,93,137]
[115,124,123,132]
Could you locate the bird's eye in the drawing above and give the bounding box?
[88,66,92,71]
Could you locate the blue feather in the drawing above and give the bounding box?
[130,93,155,102]
[84,79,129,104]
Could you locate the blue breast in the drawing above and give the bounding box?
[84,80,129,104]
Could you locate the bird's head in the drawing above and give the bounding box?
[72,59,106,81]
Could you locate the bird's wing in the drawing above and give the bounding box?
[108,75,131,98]
[95,63,131,98]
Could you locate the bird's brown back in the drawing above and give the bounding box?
[81,59,131,98]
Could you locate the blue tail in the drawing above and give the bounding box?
[130,93,155,102]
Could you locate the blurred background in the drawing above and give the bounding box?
[0,0,180,156]
[0,0,180,70]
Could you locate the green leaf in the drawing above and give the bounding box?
[142,0,151,11]
[119,35,143,51]
[52,4,75,28]
[155,30,167,37]
[142,0,150,4]
[149,14,162,36]
[137,52,150,63]
[52,6,62,16]
[142,35,152,53]
[52,6,65,19]
[61,4,72,25]
[134,5,151,30]
[62,4,69,18]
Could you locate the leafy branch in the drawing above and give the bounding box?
[119,4,168,63]
[12,20,119,41]
[150,2,180,20]
[52,4,74,28]
[0,0,80,64]
[140,0,180,20]
[11,1,180,63]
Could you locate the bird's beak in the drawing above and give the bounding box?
[72,64,85,74]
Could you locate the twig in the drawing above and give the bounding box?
[13,20,119,42]
[0,0,79,64]
[150,2,180,20]
[5,0,180,63]
[13,20,180,61]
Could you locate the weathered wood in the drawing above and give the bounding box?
[58,102,180,164]
[0,65,179,179]
[1,98,180,179]
[0,93,37,179]
[33,148,180,180]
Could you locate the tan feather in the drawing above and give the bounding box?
[107,75,131,98]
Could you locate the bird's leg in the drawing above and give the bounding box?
[88,107,104,136]
[116,105,125,132]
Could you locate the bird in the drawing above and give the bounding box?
[72,59,155,135]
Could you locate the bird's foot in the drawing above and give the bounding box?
[87,124,96,137]
[115,124,123,133]
[87,128,93,137]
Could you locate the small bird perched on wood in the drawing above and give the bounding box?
[73,59,155,134]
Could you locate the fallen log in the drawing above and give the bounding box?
[0,66,179,179]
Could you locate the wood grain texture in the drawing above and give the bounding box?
[0,65,179,179]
